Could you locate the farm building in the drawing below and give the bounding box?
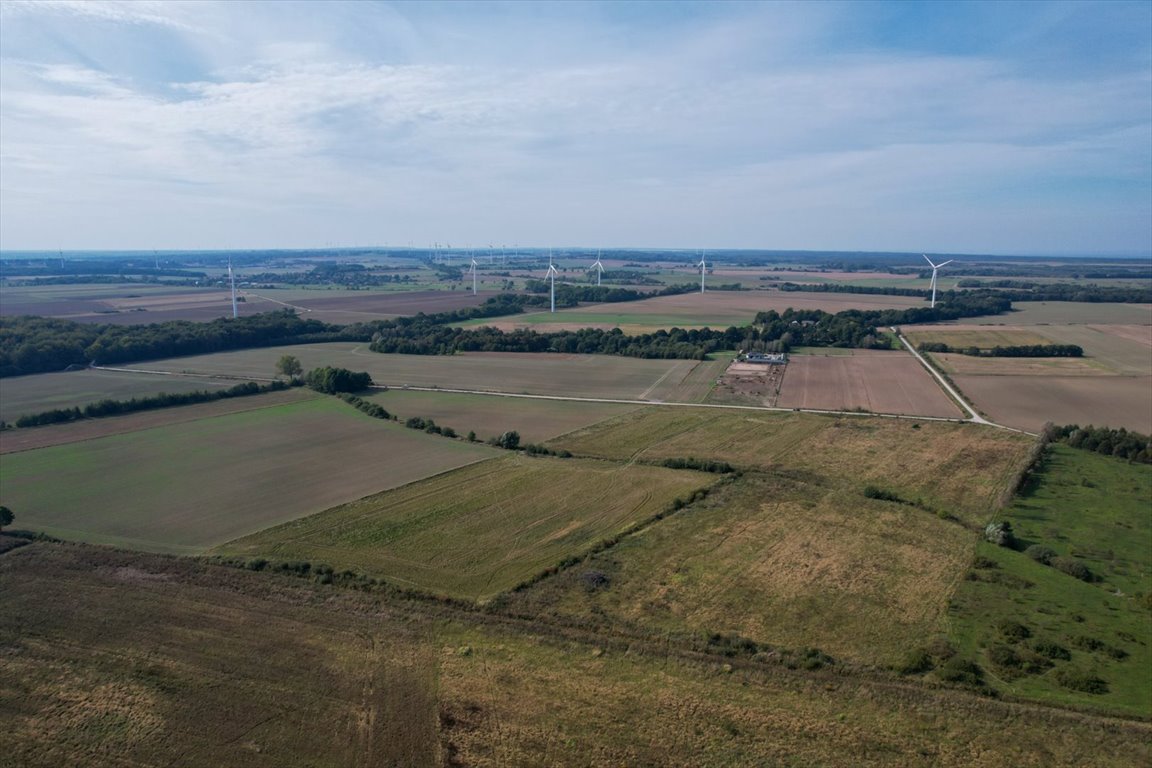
[743,352,788,365]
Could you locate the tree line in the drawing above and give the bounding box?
[1048,424,1150,464]
[916,342,1084,357]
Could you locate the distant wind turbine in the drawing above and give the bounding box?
[923,255,953,309]
[698,251,707,294]
[547,251,559,313]
[228,256,238,318]
[590,250,604,287]
[470,255,479,295]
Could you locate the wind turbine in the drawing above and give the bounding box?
[228,255,239,318]
[547,251,559,313]
[923,255,953,309]
[470,255,479,295]
[590,250,604,287]
[698,251,707,294]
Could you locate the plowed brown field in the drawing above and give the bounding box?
[775,352,961,417]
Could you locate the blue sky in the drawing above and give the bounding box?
[1,0,1149,255]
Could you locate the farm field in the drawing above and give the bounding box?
[519,410,1033,665]
[774,351,963,417]
[0,368,242,423]
[951,374,1152,434]
[216,455,711,600]
[903,328,1056,349]
[552,410,1031,528]
[0,387,315,454]
[947,445,1152,717]
[0,396,499,553]
[365,389,641,444]
[0,544,443,768]
[910,324,1150,375]
[466,290,925,334]
[243,288,495,324]
[951,301,1152,326]
[5,544,1148,767]
[135,343,716,401]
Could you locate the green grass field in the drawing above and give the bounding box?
[963,301,1152,326]
[0,369,241,423]
[0,396,498,553]
[215,455,711,600]
[945,445,1152,717]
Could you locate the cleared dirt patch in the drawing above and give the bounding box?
[953,374,1152,433]
[775,352,961,417]
[0,397,499,553]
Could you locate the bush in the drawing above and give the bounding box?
[938,658,985,687]
[1024,544,1057,565]
[863,485,902,502]
[983,521,1017,548]
[1051,556,1093,582]
[1031,640,1071,661]
[579,570,610,591]
[997,619,1031,642]
[1054,668,1109,694]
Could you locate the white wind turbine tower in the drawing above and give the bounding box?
[698,251,707,294]
[470,255,479,295]
[547,251,559,313]
[590,250,604,287]
[228,256,239,318]
[923,255,953,309]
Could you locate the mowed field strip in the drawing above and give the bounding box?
[366,389,642,443]
[0,396,499,553]
[0,387,316,454]
[0,367,243,423]
[464,290,925,334]
[216,455,711,600]
[135,343,720,401]
[519,410,1034,665]
[773,351,963,417]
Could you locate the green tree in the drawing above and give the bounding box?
[276,354,303,380]
[0,506,13,531]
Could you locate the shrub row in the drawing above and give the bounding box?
[661,457,735,474]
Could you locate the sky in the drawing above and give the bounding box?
[0,0,1149,255]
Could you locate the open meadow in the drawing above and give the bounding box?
[134,343,721,401]
[465,289,925,334]
[5,543,1148,768]
[773,351,962,417]
[947,445,1152,717]
[215,455,711,600]
[0,368,243,423]
[0,396,498,553]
